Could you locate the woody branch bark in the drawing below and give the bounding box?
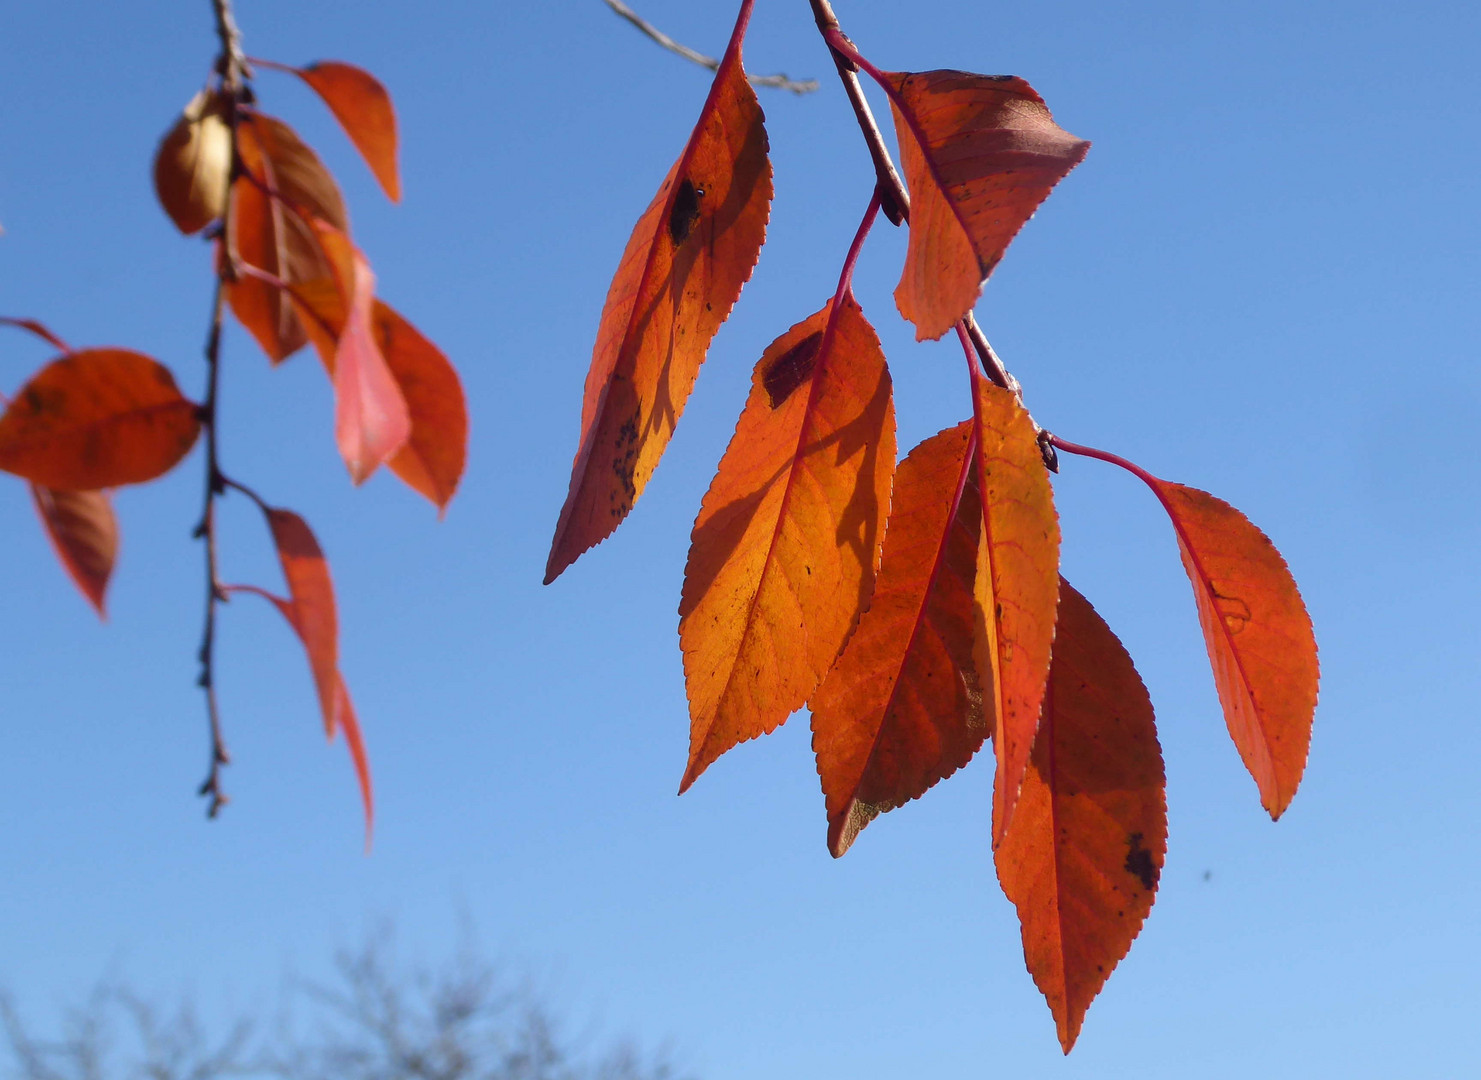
[603,0,818,93]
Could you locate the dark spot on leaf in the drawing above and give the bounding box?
[1124,832,1159,891]
[763,331,823,408]
[669,178,701,246]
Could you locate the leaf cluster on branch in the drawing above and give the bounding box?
[555,0,1319,1051]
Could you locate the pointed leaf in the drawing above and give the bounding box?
[154,88,232,235]
[227,112,348,362]
[883,70,1088,340]
[0,317,72,354]
[295,61,400,202]
[679,296,895,790]
[1152,479,1317,817]
[31,485,117,615]
[970,375,1061,847]
[997,579,1167,1053]
[263,506,338,736]
[0,349,200,489]
[544,10,772,583]
[810,421,983,856]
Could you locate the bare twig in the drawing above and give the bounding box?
[602,0,818,94]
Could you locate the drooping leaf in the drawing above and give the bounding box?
[883,70,1088,340]
[230,583,372,843]
[544,7,772,583]
[810,420,983,857]
[263,506,339,737]
[154,88,232,235]
[0,317,72,354]
[31,484,117,616]
[679,296,895,791]
[227,111,348,362]
[0,349,201,489]
[970,374,1061,847]
[1150,479,1317,817]
[996,578,1167,1054]
[294,61,400,202]
[308,223,410,483]
[288,280,463,508]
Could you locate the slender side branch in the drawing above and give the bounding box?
[603,0,819,94]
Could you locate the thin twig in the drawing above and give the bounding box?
[603,0,819,94]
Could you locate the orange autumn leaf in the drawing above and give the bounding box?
[289,280,464,509]
[996,578,1167,1054]
[31,484,117,616]
[0,349,200,489]
[970,373,1060,848]
[0,317,72,354]
[678,296,895,791]
[227,111,348,362]
[1152,480,1317,817]
[883,70,1088,340]
[264,506,339,737]
[544,5,772,583]
[153,87,232,235]
[810,420,983,857]
[232,583,372,844]
[294,61,400,202]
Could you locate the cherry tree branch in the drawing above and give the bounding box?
[603,0,819,94]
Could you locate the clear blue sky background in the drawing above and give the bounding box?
[1,1,1478,1076]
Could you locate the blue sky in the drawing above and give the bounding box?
[1,0,1478,1076]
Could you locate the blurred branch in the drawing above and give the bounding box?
[601,0,818,94]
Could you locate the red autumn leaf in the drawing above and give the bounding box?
[810,420,983,857]
[263,506,339,737]
[307,223,410,483]
[1153,480,1316,817]
[293,61,400,202]
[1053,438,1319,818]
[0,317,72,354]
[229,582,372,844]
[288,280,461,507]
[153,87,232,235]
[227,111,348,362]
[970,373,1061,848]
[678,295,895,791]
[996,578,1167,1053]
[0,349,201,489]
[883,70,1088,340]
[544,4,772,583]
[31,484,117,616]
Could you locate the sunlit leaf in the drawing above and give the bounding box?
[810,420,983,856]
[0,349,200,489]
[294,61,400,202]
[227,111,348,362]
[544,9,772,583]
[31,484,117,616]
[970,374,1060,847]
[1152,480,1317,817]
[679,296,895,791]
[884,70,1088,340]
[264,506,339,737]
[154,88,232,235]
[997,578,1167,1053]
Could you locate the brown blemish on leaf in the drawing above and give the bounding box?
[762,331,823,407]
[669,178,701,246]
[1124,831,1158,891]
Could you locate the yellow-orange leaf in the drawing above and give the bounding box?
[153,88,232,235]
[0,349,200,489]
[678,297,895,791]
[31,485,117,616]
[295,61,400,202]
[810,421,983,857]
[1152,480,1317,817]
[970,374,1061,847]
[544,9,772,583]
[884,70,1088,340]
[264,507,339,738]
[227,112,348,362]
[997,578,1166,1054]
